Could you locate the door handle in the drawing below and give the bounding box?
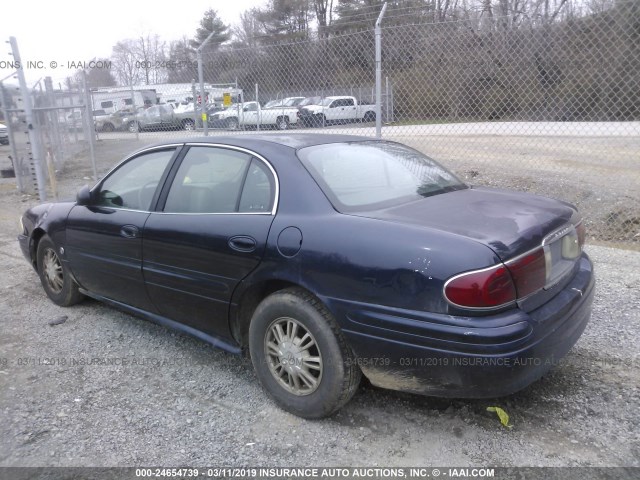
[228,235,257,253]
[120,225,139,238]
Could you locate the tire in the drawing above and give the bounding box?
[127,121,139,133]
[313,114,326,128]
[183,119,195,131]
[276,116,289,131]
[226,117,239,130]
[363,111,376,123]
[36,235,84,307]
[249,288,361,419]
[102,123,115,132]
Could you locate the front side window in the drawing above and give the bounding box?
[298,141,466,212]
[96,149,175,210]
[163,147,275,214]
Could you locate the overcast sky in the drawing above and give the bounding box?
[1,0,264,86]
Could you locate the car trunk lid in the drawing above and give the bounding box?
[362,186,576,261]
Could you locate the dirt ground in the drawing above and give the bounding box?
[0,135,639,469]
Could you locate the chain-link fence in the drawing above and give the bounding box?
[1,62,98,200]
[1,1,638,247]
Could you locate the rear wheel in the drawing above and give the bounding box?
[276,116,289,130]
[363,111,376,123]
[102,122,115,132]
[226,117,239,130]
[127,121,139,133]
[183,119,196,131]
[313,114,326,128]
[249,288,361,418]
[36,235,84,307]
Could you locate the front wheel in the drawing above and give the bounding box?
[183,119,196,131]
[36,235,84,307]
[249,288,361,419]
[127,121,139,133]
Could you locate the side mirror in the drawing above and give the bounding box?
[76,185,92,206]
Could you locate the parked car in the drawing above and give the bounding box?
[0,122,9,145]
[18,134,594,419]
[123,104,184,132]
[208,101,300,130]
[297,95,376,127]
[263,97,305,109]
[296,96,322,111]
[96,108,141,132]
[93,109,113,132]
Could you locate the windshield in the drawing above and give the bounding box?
[299,97,321,106]
[264,100,282,108]
[283,97,303,106]
[298,141,466,212]
[319,98,334,107]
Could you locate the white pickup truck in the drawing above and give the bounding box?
[207,100,300,130]
[297,96,376,127]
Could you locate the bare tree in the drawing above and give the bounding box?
[111,40,141,86]
[135,34,167,85]
[313,0,334,37]
[232,8,263,48]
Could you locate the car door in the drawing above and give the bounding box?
[243,102,259,126]
[142,106,162,130]
[327,98,356,122]
[159,105,176,128]
[65,147,179,312]
[342,97,358,121]
[142,145,277,340]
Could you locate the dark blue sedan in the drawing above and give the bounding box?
[18,134,595,418]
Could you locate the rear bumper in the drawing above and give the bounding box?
[326,253,595,398]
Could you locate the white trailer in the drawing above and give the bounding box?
[90,89,156,114]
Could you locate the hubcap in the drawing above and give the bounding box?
[265,317,323,396]
[43,248,64,294]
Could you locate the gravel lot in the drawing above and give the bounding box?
[0,137,638,468]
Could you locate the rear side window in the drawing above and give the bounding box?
[163,147,275,214]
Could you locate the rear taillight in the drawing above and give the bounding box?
[444,247,548,309]
[444,265,516,309]
[505,248,547,298]
[445,220,586,310]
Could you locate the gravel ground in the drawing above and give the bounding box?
[0,138,638,468]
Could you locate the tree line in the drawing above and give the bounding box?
[79,0,638,121]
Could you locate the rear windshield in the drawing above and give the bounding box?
[298,141,466,212]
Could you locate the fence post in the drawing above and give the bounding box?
[375,2,388,139]
[0,81,24,192]
[129,84,139,140]
[10,36,46,200]
[191,80,198,130]
[197,31,217,137]
[82,71,98,181]
[44,77,64,168]
[255,83,260,132]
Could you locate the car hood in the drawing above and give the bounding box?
[360,186,575,260]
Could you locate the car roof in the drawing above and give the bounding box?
[142,133,378,151]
